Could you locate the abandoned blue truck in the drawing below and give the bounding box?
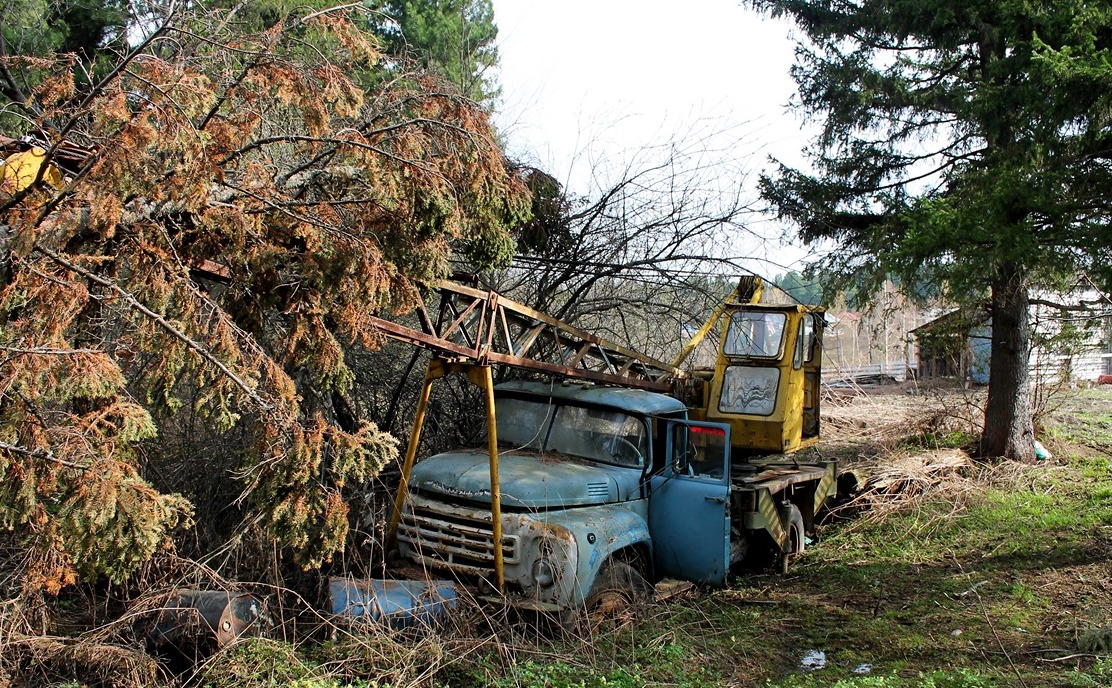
[392,378,838,617]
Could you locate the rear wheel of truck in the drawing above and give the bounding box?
[778,504,805,574]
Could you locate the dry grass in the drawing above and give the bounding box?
[822,383,983,451]
[0,634,164,687]
[813,383,989,528]
[2,383,1108,688]
[852,447,975,512]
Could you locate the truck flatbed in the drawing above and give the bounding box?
[731,460,832,492]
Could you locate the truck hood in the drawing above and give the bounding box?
[409,450,641,509]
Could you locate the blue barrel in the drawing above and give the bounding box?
[328,577,458,628]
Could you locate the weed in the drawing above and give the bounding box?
[198,639,376,688]
[764,668,1001,687]
[1065,657,1112,687]
[900,431,979,451]
[482,659,642,688]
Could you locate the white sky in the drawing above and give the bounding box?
[490,0,820,275]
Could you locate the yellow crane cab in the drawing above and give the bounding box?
[683,294,825,458]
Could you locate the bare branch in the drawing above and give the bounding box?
[0,440,88,470]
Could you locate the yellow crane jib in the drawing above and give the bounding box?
[0,147,62,196]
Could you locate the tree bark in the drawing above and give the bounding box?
[979,262,1036,461]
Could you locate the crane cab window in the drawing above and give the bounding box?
[793,314,816,369]
[718,366,780,416]
[725,311,787,359]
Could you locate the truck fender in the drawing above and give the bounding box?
[542,502,652,607]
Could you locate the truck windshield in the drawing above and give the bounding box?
[495,397,553,450]
[547,405,647,468]
[494,397,648,468]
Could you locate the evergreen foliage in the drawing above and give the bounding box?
[377,0,501,105]
[0,3,530,590]
[745,0,1112,459]
[773,271,823,305]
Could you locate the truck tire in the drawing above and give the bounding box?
[563,560,651,629]
[779,504,805,574]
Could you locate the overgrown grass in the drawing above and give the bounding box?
[199,639,377,688]
[196,388,1112,688]
[444,387,1112,688]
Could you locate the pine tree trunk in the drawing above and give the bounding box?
[979,262,1036,461]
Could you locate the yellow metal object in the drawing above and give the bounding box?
[672,294,734,369]
[469,365,504,590]
[758,490,786,547]
[701,303,824,454]
[385,359,443,549]
[386,359,505,591]
[672,276,764,369]
[734,275,765,304]
[1,147,62,196]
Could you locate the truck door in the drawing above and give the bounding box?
[648,420,731,585]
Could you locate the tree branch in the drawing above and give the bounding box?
[0,440,88,470]
[1028,298,1110,313]
[33,244,274,415]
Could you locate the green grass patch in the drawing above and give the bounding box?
[200,639,378,688]
[455,638,723,688]
[899,430,979,451]
[764,668,1003,688]
[1065,658,1112,687]
[253,388,1112,688]
[1043,387,1112,448]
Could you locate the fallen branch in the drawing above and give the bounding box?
[1036,653,1106,663]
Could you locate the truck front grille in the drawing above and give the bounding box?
[398,503,519,570]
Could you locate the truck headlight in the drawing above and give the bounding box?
[531,559,555,588]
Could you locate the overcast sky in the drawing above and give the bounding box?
[489,0,819,273]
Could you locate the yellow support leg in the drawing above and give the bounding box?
[468,365,504,591]
[385,359,504,592]
[385,359,444,549]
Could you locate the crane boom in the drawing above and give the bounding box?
[371,280,685,390]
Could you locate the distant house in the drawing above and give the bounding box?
[822,293,923,383]
[912,292,1112,384]
[911,309,992,383]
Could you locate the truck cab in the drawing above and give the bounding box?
[395,380,734,613]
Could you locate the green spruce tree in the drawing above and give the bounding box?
[378,0,500,105]
[746,0,1112,461]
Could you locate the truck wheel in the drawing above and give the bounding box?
[779,504,805,574]
[587,560,651,616]
[563,560,650,629]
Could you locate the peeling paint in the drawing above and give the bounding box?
[426,481,491,499]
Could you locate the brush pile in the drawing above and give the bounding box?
[818,384,985,516]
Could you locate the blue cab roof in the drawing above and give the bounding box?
[494,380,687,416]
